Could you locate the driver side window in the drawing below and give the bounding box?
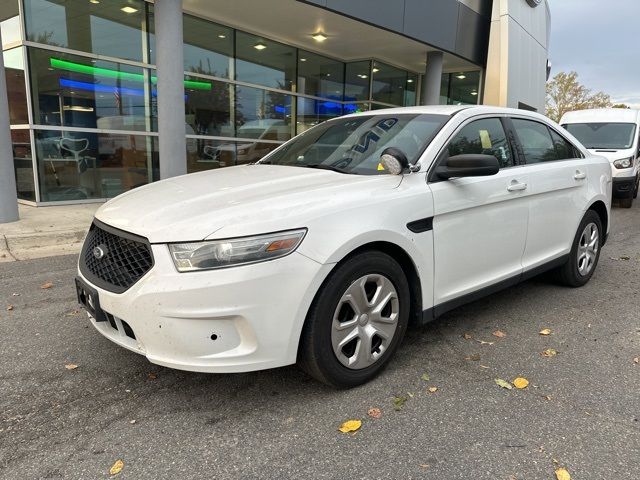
[447,118,513,168]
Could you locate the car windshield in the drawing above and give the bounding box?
[563,122,637,150]
[260,114,449,175]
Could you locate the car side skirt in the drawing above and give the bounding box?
[419,254,569,325]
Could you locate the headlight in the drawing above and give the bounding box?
[169,229,307,272]
[613,157,633,169]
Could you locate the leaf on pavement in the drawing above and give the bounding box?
[367,408,382,419]
[338,419,361,433]
[41,282,53,289]
[109,459,124,475]
[6,305,14,311]
[465,354,481,361]
[539,328,552,336]
[428,387,438,393]
[512,377,529,389]
[12,293,20,296]
[495,378,513,390]
[619,255,630,261]
[420,373,430,381]
[555,467,571,480]
[476,340,495,346]
[541,349,558,357]
[492,330,507,338]
[393,396,408,411]
[64,364,78,370]
[147,372,157,379]
[634,357,639,365]
[463,333,472,340]
[65,310,80,316]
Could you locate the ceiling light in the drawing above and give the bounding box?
[470,91,478,96]
[254,43,267,50]
[407,79,414,83]
[120,6,138,14]
[90,0,100,4]
[326,73,331,77]
[311,32,327,42]
[372,68,379,73]
[218,34,226,39]
[456,73,466,79]
[358,74,368,79]
[300,58,306,62]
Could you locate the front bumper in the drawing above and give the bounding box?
[77,245,332,373]
[612,176,636,198]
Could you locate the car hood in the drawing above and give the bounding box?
[586,147,635,162]
[95,165,402,243]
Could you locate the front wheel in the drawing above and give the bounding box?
[298,251,410,388]
[554,210,603,287]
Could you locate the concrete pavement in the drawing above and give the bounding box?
[0,205,639,479]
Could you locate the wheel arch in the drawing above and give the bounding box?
[587,200,609,244]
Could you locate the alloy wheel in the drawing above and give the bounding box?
[577,222,599,276]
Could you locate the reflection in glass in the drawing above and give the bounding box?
[235,85,292,141]
[235,31,295,90]
[297,50,344,99]
[24,0,147,62]
[3,48,28,124]
[345,61,371,102]
[187,138,236,173]
[371,61,407,106]
[29,48,158,131]
[183,15,233,77]
[405,73,418,106]
[0,0,21,46]
[296,98,343,134]
[185,77,232,136]
[12,130,36,201]
[440,71,481,105]
[35,129,158,201]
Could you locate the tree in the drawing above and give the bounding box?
[545,71,612,122]
[612,103,631,109]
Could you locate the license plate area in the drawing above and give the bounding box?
[75,276,107,322]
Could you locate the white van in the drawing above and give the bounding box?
[560,109,640,207]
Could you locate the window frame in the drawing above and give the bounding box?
[428,114,518,183]
[508,116,585,165]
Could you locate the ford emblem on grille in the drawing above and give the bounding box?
[93,245,108,260]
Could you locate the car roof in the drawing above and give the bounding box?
[560,108,640,124]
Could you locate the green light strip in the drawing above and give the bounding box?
[49,58,212,91]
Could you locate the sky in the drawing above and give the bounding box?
[548,0,640,108]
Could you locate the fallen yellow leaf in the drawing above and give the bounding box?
[512,377,529,389]
[463,333,472,340]
[148,372,157,379]
[41,282,53,289]
[539,328,552,336]
[555,467,571,480]
[109,459,124,475]
[338,419,362,433]
[367,408,381,419]
[495,378,513,390]
[492,330,507,338]
[64,364,78,370]
[541,349,558,357]
[6,305,14,311]
[428,387,438,393]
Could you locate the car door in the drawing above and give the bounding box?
[429,116,530,310]
[508,117,590,270]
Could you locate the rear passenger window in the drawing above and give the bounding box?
[512,119,558,163]
[447,118,513,168]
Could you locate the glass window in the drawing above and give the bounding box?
[235,31,295,90]
[296,97,343,134]
[512,119,558,164]
[448,118,513,168]
[235,85,292,141]
[28,47,155,131]
[297,50,344,99]
[563,123,637,150]
[24,0,147,62]
[1,1,21,46]
[35,129,158,201]
[185,77,232,137]
[183,15,233,77]
[441,71,480,105]
[187,138,237,173]
[371,61,406,106]
[344,61,370,102]
[550,129,578,160]
[404,73,418,107]
[12,129,36,201]
[3,48,28,125]
[265,114,448,176]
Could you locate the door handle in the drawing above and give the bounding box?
[574,171,587,180]
[507,182,527,192]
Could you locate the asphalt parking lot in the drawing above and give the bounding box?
[1,204,639,480]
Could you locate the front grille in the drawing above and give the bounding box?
[80,220,154,293]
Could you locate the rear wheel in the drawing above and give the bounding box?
[298,251,410,388]
[554,210,602,287]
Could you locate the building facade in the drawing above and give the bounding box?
[0,0,550,212]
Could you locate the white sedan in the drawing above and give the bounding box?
[75,106,611,387]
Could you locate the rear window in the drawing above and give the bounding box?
[562,122,636,150]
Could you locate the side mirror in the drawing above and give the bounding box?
[435,154,500,179]
[380,147,409,175]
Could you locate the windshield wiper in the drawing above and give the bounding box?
[303,164,351,174]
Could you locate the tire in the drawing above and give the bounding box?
[554,210,603,287]
[633,177,638,199]
[620,196,633,208]
[298,251,410,388]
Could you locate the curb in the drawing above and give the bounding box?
[1,229,87,261]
